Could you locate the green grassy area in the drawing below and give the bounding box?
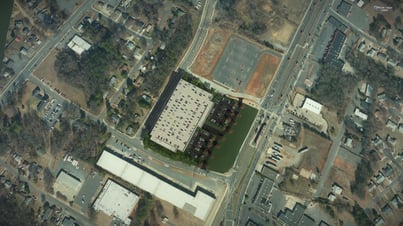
[208,105,257,173]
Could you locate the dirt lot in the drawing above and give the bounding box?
[190,28,232,79]
[145,199,204,226]
[20,80,37,113]
[298,128,332,172]
[33,49,88,110]
[245,53,280,98]
[365,0,403,27]
[217,0,309,47]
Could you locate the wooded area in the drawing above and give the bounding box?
[50,118,110,161]
[0,109,48,157]
[0,194,35,226]
[345,50,402,98]
[54,23,123,112]
[131,0,162,23]
[141,13,193,96]
[350,159,373,198]
[311,64,357,113]
[217,0,269,35]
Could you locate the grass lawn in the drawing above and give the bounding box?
[208,105,257,173]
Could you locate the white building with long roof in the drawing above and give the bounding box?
[96,150,215,221]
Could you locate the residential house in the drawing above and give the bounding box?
[381,204,392,215]
[354,107,368,120]
[375,172,385,184]
[328,193,336,202]
[382,164,393,177]
[374,216,384,226]
[386,119,398,131]
[390,195,402,208]
[358,41,366,52]
[377,52,388,61]
[332,183,343,195]
[367,48,376,57]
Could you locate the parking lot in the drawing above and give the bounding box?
[106,136,144,163]
[212,37,261,92]
[74,172,103,210]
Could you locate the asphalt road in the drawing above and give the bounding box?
[0,0,96,105]
[314,92,357,197]
[0,158,96,226]
[229,115,279,226]
[265,0,332,110]
[178,0,217,70]
[225,0,337,224]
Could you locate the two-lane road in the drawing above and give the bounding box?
[178,0,217,70]
[0,0,96,104]
[0,158,96,226]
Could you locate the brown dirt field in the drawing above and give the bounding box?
[365,0,403,26]
[298,129,332,172]
[190,28,232,79]
[333,156,356,176]
[233,0,308,47]
[146,199,204,226]
[20,81,38,113]
[264,21,297,46]
[245,53,280,98]
[33,50,88,109]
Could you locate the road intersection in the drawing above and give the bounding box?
[0,0,375,225]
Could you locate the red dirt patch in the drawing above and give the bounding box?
[245,53,280,98]
[190,28,232,79]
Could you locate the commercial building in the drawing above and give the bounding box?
[67,35,91,56]
[53,170,82,201]
[337,1,352,17]
[150,79,214,152]
[93,179,139,225]
[96,150,216,221]
[301,97,323,114]
[278,202,312,226]
[322,29,346,70]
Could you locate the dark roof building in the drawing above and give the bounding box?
[337,1,352,17]
[278,203,306,226]
[382,164,393,177]
[261,165,279,181]
[298,214,315,226]
[322,29,346,70]
[61,216,79,226]
[327,16,348,32]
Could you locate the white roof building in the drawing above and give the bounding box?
[386,119,398,131]
[328,193,336,202]
[332,183,343,195]
[96,151,216,221]
[301,97,323,114]
[354,108,368,120]
[93,179,139,225]
[53,170,82,200]
[67,35,91,55]
[150,79,214,152]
